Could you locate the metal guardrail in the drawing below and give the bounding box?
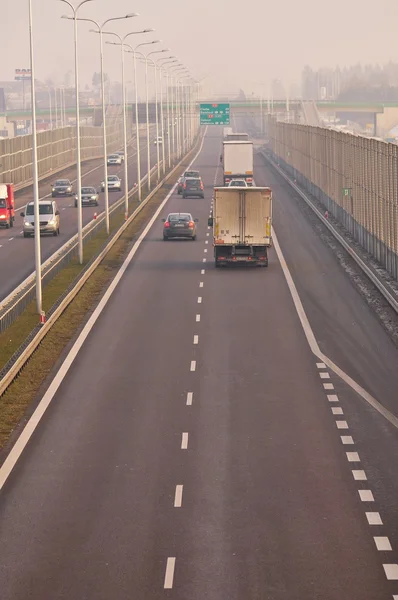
[260,149,398,315]
[0,133,202,397]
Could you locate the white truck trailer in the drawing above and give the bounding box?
[223,140,253,185]
[208,186,272,267]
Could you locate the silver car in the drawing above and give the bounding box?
[101,175,122,192]
[107,154,122,166]
[115,151,125,162]
[51,179,73,197]
[228,179,248,187]
[21,200,60,237]
[74,186,99,207]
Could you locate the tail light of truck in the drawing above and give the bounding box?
[246,177,253,184]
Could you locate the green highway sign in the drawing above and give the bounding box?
[342,187,352,197]
[200,103,230,125]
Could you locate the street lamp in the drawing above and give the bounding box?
[158,59,178,169]
[65,14,139,233]
[59,0,93,265]
[28,0,42,315]
[172,67,188,158]
[105,32,156,204]
[169,65,185,158]
[146,50,169,183]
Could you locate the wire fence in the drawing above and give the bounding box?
[268,118,398,280]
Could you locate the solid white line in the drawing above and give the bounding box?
[331,407,343,415]
[174,485,183,507]
[0,134,208,492]
[323,383,334,390]
[164,557,176,588]
[374,537,392,551]
[336,420,349,429]
[341,435,354,444]
[190,361,196,372]
[197,297,202,303]
[201,269,205,274]
[186,392,193,405]
[181,432,188,449]
[193,335,199,344]
[196,314,200,322]
[359,490,374,502]
[320,372,330,379]
[366,512,382,525]
[327,394,339,402]
[316,362,326,368]
[272,227,398,430]
[352,470,367,480]
[383,564,398,580]
[346,452,360,462]
[199,282,204,287]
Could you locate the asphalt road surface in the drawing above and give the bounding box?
[0,126,398,599]
[0,127,161,301]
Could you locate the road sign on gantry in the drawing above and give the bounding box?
[200,103,230,125]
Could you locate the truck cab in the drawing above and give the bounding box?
[0,183,15,228]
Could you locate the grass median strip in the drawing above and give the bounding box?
[0,154,193,453]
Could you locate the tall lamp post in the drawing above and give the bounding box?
[169,66,185,158]
[65,14,139,233]
[158,59,178,169]
[103,29,154,214]
[59,0,93,265]
[28,0,42,315]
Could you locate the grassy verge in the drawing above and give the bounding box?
[0,152,194,453]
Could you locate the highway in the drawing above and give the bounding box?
[0,128,160,301]
[1,126,398,599]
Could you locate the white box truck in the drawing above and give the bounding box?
[223,140,253,185]
[208,187,272,267]
[223,127,233,138]
[225,133,249,141]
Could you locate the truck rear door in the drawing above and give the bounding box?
[244,188,272,245]
[214,189,241,244]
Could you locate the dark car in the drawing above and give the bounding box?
[177,176,185,195]
[162,212,198,240]
[182,177,204,199]
[74,186,99,207]
[51,179,73,197]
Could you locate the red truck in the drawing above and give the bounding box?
[0,183,15,228]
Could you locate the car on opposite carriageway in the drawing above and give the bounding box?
[101,175,122,192]
[162,212,198,240]
[74,186,99,207]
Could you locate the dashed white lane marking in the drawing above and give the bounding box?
[193,335,199,345]
[196,314,200,322]
[19,231,23,234]
[206,232,209,236]
[331,407,343,415]
[164,557,176,589]
[316,362,326,368]
[199,282,204,288]
[186,392,193,405]
[336,420,349,429]
[383,564,398,580]
[374,537,392,551]
[327,394,339,402]
[366,512,383,525]
[62,207,66,210]
[352,470,367,481]
[346,452,360,462]
[359,490,375,502]
[202,258,207,263]
[8,237,14,241]
[197,297,202,303]
[205,240,208,244]
[341,435,354,444]
[323,383,334,390]
[204,248,208,253]
[207,226,211,230]
[181,432,189,449]
[0,245,2,248]
[190,361,196,372]
[174,485,183,507]
[201,269,205,274]
[319,372,330,379]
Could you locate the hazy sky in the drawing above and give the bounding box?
[1,0,398,95]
